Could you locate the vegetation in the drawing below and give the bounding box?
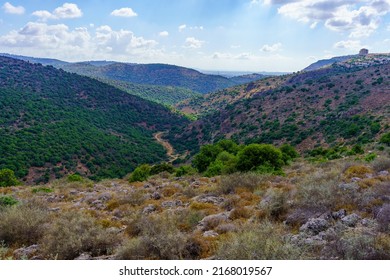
[193,140,296,177]
[62,62,261,94]
[0,169,19,187]
[0,56,187,183]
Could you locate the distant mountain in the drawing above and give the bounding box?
[303,55,356,71]
[1,54,267,105]
[0,53,69,67]
[61,62,245,94]
[170,58,390,154]
[0,56,187,183]
[229,73,266,85]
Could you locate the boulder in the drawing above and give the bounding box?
[300,218,329,235]
[13,245,40,260]
[341,213,360,227]
[332,209,347,220]
[142,204,157,214]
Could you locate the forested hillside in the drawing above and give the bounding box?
[0,56,187,183]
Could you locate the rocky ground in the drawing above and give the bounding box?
[1,155,390,260]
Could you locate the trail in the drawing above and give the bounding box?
[154,132,179,162]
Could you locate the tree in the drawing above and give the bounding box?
[193,144,223,173]
[129,164,151,182]
[280,144,299,164]
[0,169,20,187]
[236,144,284,172]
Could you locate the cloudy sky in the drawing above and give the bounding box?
[1,0,390,72]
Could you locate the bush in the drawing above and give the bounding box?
[41,211,118,259]
[175,165,196,177]
[219,172,270,194]
[150,163,175,175]
[364,153,377,163]
[380,132,390,146]
[280,144,299,163]
[236,144,284,172]
[215,221,306,259]
[0,205,49,246]
[116,214,191,260]
[204,160,224,177]
[129,164,151,182]
[0,169,19,187]
[67,174,83,182]
[0,196,18,207]
[344,165,373,179]
[193,144,223,173]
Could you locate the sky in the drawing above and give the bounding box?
[0,0,390,72]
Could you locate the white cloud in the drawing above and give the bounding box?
[190,26,204,30]
[32,3,83,21]
[0,22,160,61]
[260,42,282,52]
[212,52,256,60]
[178,24,187,32]
[268,0,390,38]
[2,2,25,15]
[184,37,204,49]
[159,31,169,37]
[334,40,362,50]
[110,7,137,17]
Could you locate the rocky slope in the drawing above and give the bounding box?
[1,155,389,260]
[172,59,390,153]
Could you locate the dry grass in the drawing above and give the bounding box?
[215,221,307,259]
[0,204,49,247]
[41,211,118,259]
[218,172,272,194]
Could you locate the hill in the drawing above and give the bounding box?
[61,62,246,94]
[94,78,201,106]
[0,53,69,67]
[170,58,390,154]
[0,56,188,183]
[303,55,356,71]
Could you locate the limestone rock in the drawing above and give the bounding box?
[341,213,360,227]
[300,218,329,235]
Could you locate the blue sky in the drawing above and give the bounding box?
[1,1,390,71]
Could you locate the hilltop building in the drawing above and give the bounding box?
[359,48,369,56]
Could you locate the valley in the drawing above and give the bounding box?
[0,52,389,261]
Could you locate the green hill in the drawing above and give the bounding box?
[0,56,187,183]
[61,62,238,94]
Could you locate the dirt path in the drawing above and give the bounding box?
[154,132,179,162]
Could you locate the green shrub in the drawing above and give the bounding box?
[0,196,18,207]
[350,144,364,155]
[150,163,175,175]
[129,164,151,182]
[280,144,299,163]
[204,160,224,177]
[236,144,284,172]
[364,153,377,162]
[193,144,223,172]
[32,187,53,194]
[175,165,196,177]
[67,174,83,182]
[0,169,19,187]
[380,132,390,146]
